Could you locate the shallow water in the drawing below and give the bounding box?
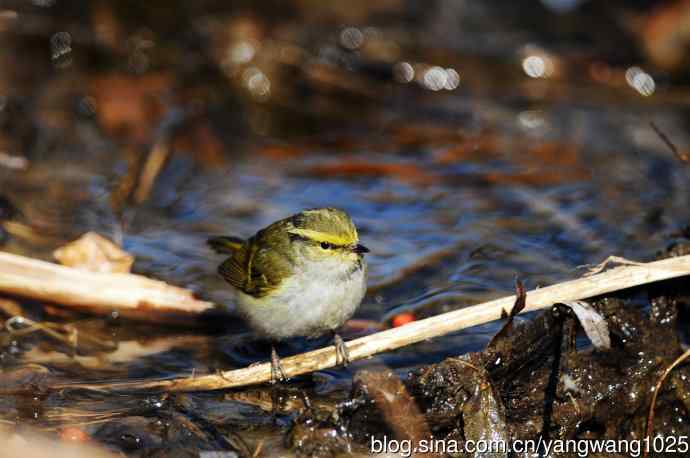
[2,0,690,455]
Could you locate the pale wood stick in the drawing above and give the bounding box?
[60,254,690,392]
[0,251,215,322]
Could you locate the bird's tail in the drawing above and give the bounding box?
[207,235,244,254]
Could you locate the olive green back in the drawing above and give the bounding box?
[214,208,357,298]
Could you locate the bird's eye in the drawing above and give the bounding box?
[320,242,331,249]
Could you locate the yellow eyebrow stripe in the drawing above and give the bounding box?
[287,228,356,246]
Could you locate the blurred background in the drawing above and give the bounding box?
[2,0,690,455]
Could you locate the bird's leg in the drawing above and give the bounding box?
[270,345,287,383]
[269,345,288,422]
[333,332,351,367]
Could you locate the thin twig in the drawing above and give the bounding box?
[5,315,118,351]
[111,109,187,212]
[650,121,690,164]
[644,348,690,458]
[252,439,264,458]
[132,137,172,205]
[54,254,690,392]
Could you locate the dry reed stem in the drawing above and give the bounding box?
[0,251,215,321]
[57,253,690,392]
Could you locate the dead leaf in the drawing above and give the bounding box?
[89,73,173,144]
[561,300,611,350]
[256,144,307,160]
[432,133,500,164]
[462,378,509,458]
[53,232,134,274]
[91,2,124,52]
[487,279,526,348]
[391,123,465,147]
[355,369,433,455]
[641,0,690,71]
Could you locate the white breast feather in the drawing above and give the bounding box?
[235,257,367,340]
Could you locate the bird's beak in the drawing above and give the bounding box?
[352,244,369,254]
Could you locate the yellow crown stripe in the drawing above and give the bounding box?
[287,228,356,246]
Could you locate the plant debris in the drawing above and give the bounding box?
[295,245,690,456]
[53,232,134,274]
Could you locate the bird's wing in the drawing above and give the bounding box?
[217,237,289,298]
[207,235,245,254]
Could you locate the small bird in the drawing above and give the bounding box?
[208,207,369,382]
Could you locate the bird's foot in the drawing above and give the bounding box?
[333,333,351,367]
[270,345,288,384]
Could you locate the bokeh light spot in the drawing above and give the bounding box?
[243,67,271,100]
[423,66,447,91]
[393,62,414,83]
[522,55,546,78]
[444,68,460,90]
[340,27,364,50]
[230,41,255,64]
[625,66,655,96]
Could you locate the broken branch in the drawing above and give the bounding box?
[0,251,215,323]
[57,253,690,392]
